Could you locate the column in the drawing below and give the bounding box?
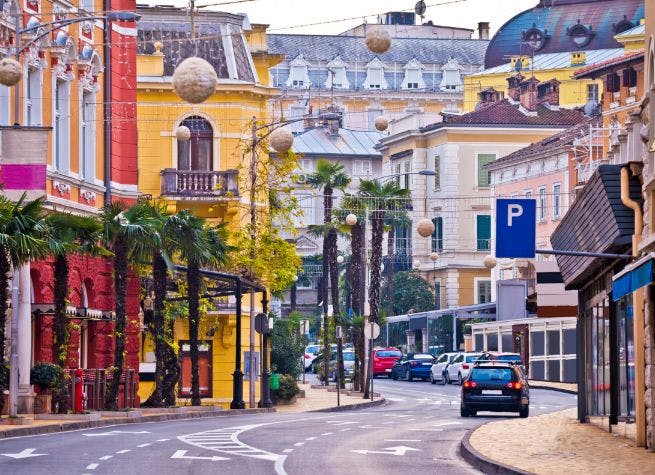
[405,330,415,353]
[421,327,429,354]
[18,263,34,413]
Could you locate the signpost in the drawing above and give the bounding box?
[495,198,536,258]
[364,322,380,401]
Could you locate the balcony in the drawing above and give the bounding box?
[161,169,239,199]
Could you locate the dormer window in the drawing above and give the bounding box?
[614,16,634,34]
[401,58,425,90]
[325,56,350,89]
[567,21,594,48]
[286,54,311,89]
[522,24,548,51]
[363,57,387,90]
[439,57,462,92]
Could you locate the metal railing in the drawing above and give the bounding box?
[161,169,239,198]
[63,368,137,411]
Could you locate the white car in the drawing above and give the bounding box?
[429,352,460,385]
[445,352,484,384]
[303,344,321,370]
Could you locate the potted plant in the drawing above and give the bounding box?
[30,362,64,414]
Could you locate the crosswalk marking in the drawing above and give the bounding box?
[179,425,281,462]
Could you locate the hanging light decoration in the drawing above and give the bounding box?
[416,218,435,238]
[269,127,294,153]
[374,116,389,132]
[345,213,358,226]
[175,125,191,141]
[365,28,392,54]
[172,57,218,104]
[483,255,497,269]
[336,255,345,264]
[0,57,22,87]
[430,252,439,262]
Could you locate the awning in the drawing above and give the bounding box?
[612,252,655,301]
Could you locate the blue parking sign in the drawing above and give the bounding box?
[496,199,536,258]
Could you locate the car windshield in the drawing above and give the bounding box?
[343,352,355,361]
[413,354,434,360]
[470,367,514,381]
[306,346,319,355]
[377,350,402,357]
[465,355,482,363]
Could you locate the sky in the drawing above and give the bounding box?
[150,0,538,35]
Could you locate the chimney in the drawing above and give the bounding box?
[537,79,560,109]
[478,22,490,40]
[506,73,524,102]
[518,76,540,112]
[571,51,586,66]
[479,87,499,106]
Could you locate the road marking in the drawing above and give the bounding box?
[137,443,151,448]
[433,421,462,427]
[116,450,131,454]
[86,464,99,470]
[384,439,421,442]
[84,430,151,437]
[283,449,293,453]
[180,424,281,461]
[0,448,47,459]
[409,428,443,432]
[340,428,351,432]
[293,442,304,447]
[351,446,421,456]
[358,425,384,429]
[305,437,316,441]
[171,450,229,461]
[321,432,333,436]
[157,438,170,442]
[99,455,113,460]
[326,421,357,426]
[385,397,406,402]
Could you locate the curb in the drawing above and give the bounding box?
[309,397,387,413]
[0,408,274,439]
[460,428,533,475]
[529,384,578,395]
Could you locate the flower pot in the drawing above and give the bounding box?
[33,393,52,414]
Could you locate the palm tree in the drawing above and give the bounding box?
[306,159,350,385]
[359,180,410,398]
[383,209,410,317]
[100,201,159,411]
[0,194,49,415]
[176,212,230,405]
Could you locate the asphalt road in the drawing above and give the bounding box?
[0,378,576,475]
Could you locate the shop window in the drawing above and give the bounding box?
[487,333,498,352]
[531,360,545,380]
[547,360,560,381]
[474,334,483,351]
[563,329,576,355]
[501,333,513,352]
[562,359,576,383]
[547,330,560,355]
[531,331,544,356]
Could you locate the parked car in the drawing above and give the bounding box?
[372,347,403,378]
[390,353,435,381]
[310,344,339,373]
[460,361,530,418]
[303,344,321,371]
[429,352,460,385]
[327,351,356,382]
[446,352,484,384]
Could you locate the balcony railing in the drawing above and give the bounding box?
[161,169,239,198]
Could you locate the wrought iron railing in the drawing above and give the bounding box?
[161,169,239,198]
[63,368,137,411]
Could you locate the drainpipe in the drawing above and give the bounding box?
[103,0,112,205]
[620,164,645,447]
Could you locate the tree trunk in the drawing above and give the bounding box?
[328,228,344,387]
[0,251,9,415]
[188,261,201,406]
[369,211,386,325]
[105,234,128,411]
[350,223,363,316]
[290,283,297,313]
[143,251,167,407]
[321,235,330,386]
[53,254,70,413]
[386,226,395,316]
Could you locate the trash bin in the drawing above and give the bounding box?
[270,373,280,390]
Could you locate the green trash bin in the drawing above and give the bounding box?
[270,373,280,390]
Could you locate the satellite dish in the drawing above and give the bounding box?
[415,1,427,17]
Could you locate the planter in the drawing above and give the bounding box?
[33,394,52,414]
[35,412,101,421]
[273,396,297,406]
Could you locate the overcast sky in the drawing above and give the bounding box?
[150,0,538,35]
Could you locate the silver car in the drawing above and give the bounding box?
[445,352,484,384]
[429,352,460,385]
[328,351,355,382]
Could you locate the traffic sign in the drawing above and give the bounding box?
[495,198,536,258]
[364,322,380,340]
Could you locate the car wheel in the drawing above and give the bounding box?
[440,371,447,385]
[387,373,392,379]
[445,372,451,384]
[470,410,477,417]
[458,373,463,385]
[406,369,413,382]
[460,406,469,417]
[519,406,529,418]
[391,372,398,381]
[430,373,436,385]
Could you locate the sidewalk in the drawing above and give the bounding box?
[463,408,655,474]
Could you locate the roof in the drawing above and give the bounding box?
[422,99,585,131]
[485,116,601,170]
[573,50,644,79]
[290,127,384,156]
[485,0,644,68]
[470,48,624,77]
[615,22,646,37]
[267,34,488,66]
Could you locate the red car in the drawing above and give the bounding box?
[373,347,403,378]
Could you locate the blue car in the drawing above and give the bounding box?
[391,353,435,381]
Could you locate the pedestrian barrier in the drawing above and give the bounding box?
[63,369,137,410]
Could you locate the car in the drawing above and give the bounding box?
[327,351,356,382]
[460,361,530,418]
[310,344,338,373]
[486,352,527,375]
[445,352,484,384]
[429,352,460,385]
[303,344,321,371]
[372,347,403,378]
[390,353,435,381]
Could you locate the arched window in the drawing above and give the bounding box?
[177,116,213,171]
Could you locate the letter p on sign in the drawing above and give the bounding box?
[496,198,536,258]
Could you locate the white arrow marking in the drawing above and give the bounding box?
[170,450,229,461]
[385,397,406,402]
[432,421,462,427]
[1,448,47,459]
[83,430,151,437]
[351,446,421,456]
[326,421,357,426]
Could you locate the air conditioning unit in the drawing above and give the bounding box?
[295,173,307,184]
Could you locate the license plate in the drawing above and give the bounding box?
[385,369,391,372]
[482,390,502,395]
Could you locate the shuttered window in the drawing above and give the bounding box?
[477,214,491,251]
[434,155,441,190]
[431,217,443,252]
[477,154,496,187]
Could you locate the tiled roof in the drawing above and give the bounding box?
[484,0,644,68]
[469,48,624,77]
[573,50,644,79]
[424,99,585,130]
[291,127,384,156]
[485,116,601,170]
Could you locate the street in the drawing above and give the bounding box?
[0,380,576,475]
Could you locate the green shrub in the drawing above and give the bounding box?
[272,374,299,402]
[30,362,64,391]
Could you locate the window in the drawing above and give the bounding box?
[26,68,42,126]
[525,190,532,199]
[431,217,443,252]
[80,0,94,11]
[553,183,561,219]
[394,224,411,266]
[367,108,383,130]
[476,215,491,251]
[403,162,411,189]
[298,159,313,172]
[0,85,9,125]
[477,153,496,187]
[587,83,599,103]
[440,58,463,92]
[325,57,350,89]
[477,279,492,304]
[401,59,425,90]
[80,91,95,181]
[353,160,371,177]
[294,193,315,227]
[54,79,70,173]
[538,187,547,221]
[433,155,441,190]
[285,54,311,89]
[363,58,387,90]
[177,116,213,171]
[434,280,441,310]
[287,104,307,133]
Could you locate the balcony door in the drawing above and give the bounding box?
[177,116,213,171]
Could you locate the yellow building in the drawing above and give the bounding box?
[135,6,282,407]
